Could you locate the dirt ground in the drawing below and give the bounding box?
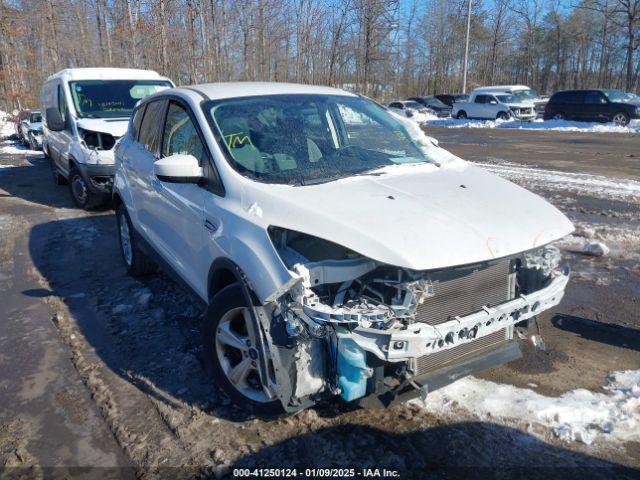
[0,127,639,479]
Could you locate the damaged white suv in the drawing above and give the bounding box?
[113,83,573,414]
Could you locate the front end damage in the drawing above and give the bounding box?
[253,228,569,412]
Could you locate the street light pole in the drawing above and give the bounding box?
[462,0,472,93]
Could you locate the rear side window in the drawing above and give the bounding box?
[131,105,146,140]
[138,100,165,153]
[474,95,486,104]
[552,91,583,104]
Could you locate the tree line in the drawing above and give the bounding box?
[0,0,639,111]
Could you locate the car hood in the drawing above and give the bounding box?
[241,161,574,271]
[76,118,129,137]
[29,122,43,131]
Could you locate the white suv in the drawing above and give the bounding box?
[113,83,573,415]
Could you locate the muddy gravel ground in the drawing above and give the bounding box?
[0,128,639,480]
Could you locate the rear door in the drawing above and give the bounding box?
[583,91,609,121]
[127,98,167,242]
[473,95,489,118]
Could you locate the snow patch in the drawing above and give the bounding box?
[0,140,39,155]
[412,370,640,445]
[0,110,15,138]
[425,117,640,133]
[473,160,640,202]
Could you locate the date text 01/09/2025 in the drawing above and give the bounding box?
[232,468,401,478]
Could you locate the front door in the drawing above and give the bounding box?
[150,100,211,295]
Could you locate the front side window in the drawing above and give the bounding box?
[585,92,606,104]
[58,85,67,118]
[131,105,146,139]
[205,94,439,185]
[162,102,205,161]
[69,80,172,119]
[474,95,486,104]
[496,95,517,103]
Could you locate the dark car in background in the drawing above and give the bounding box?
[407,96,452,117]
[434,94,469,107]
[544,89,640,126]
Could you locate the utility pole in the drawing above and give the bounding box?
[462,0,472,93]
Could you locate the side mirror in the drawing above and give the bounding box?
[154,154,204,183]
[489,100,498,105]
[45,107,66,131]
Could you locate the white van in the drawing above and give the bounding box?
[41,68,174,208]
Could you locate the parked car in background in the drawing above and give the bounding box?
[113,82,572,415]
[452,90,537,121]
[434,94,468,107]
[475,85,547,116]
[19,110,43,150]
[387,100,432,118]
[41,68,174,209]
[544,89,640,126]
[407,96,452,117]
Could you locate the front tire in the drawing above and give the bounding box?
[202,284,282,416]
[497,111,510,120]
[116,203,156,276]
[69,167,100,209]
[612,112,630,126]
[456,111,467,119]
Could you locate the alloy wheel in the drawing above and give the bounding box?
[612,113,628,126]
[215,307,271,403]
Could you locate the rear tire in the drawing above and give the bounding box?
[116,203,156,276]
[68,167,100,209]
[202,284,282,416]
[456,111,467,119]
[612,112,630,126]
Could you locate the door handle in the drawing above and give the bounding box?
[204,219,218,233]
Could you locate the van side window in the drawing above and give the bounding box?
[131,105,146,140]
[138,100,165,153]
[161,102,205,162]
[57,84,67,119]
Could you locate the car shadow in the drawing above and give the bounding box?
[226,422,638,480]
[551,314,640,352]
[0,158,113,211]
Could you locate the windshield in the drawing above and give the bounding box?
[513,89,537,101]
[205,94,439,185]
[603,90,639,103]
[404,101,423,109]
[29,113,42,123]
[496,94,517,103]
[426,97,447,108]
[69,80,173,118]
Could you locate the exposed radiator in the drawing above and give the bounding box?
[412,260,514,377]
[415,259,513,326]
[414,329,508,376]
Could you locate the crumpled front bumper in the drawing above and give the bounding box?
[345,267,570,362]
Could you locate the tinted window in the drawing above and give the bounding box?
[131,105,146,140]
[389,102,402,108]
[584,91,606,104]
[138,100,165,153]
[553,91,583,104]
[30,113,42,123]
[474,95,486,104]
[162,102,205,161]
